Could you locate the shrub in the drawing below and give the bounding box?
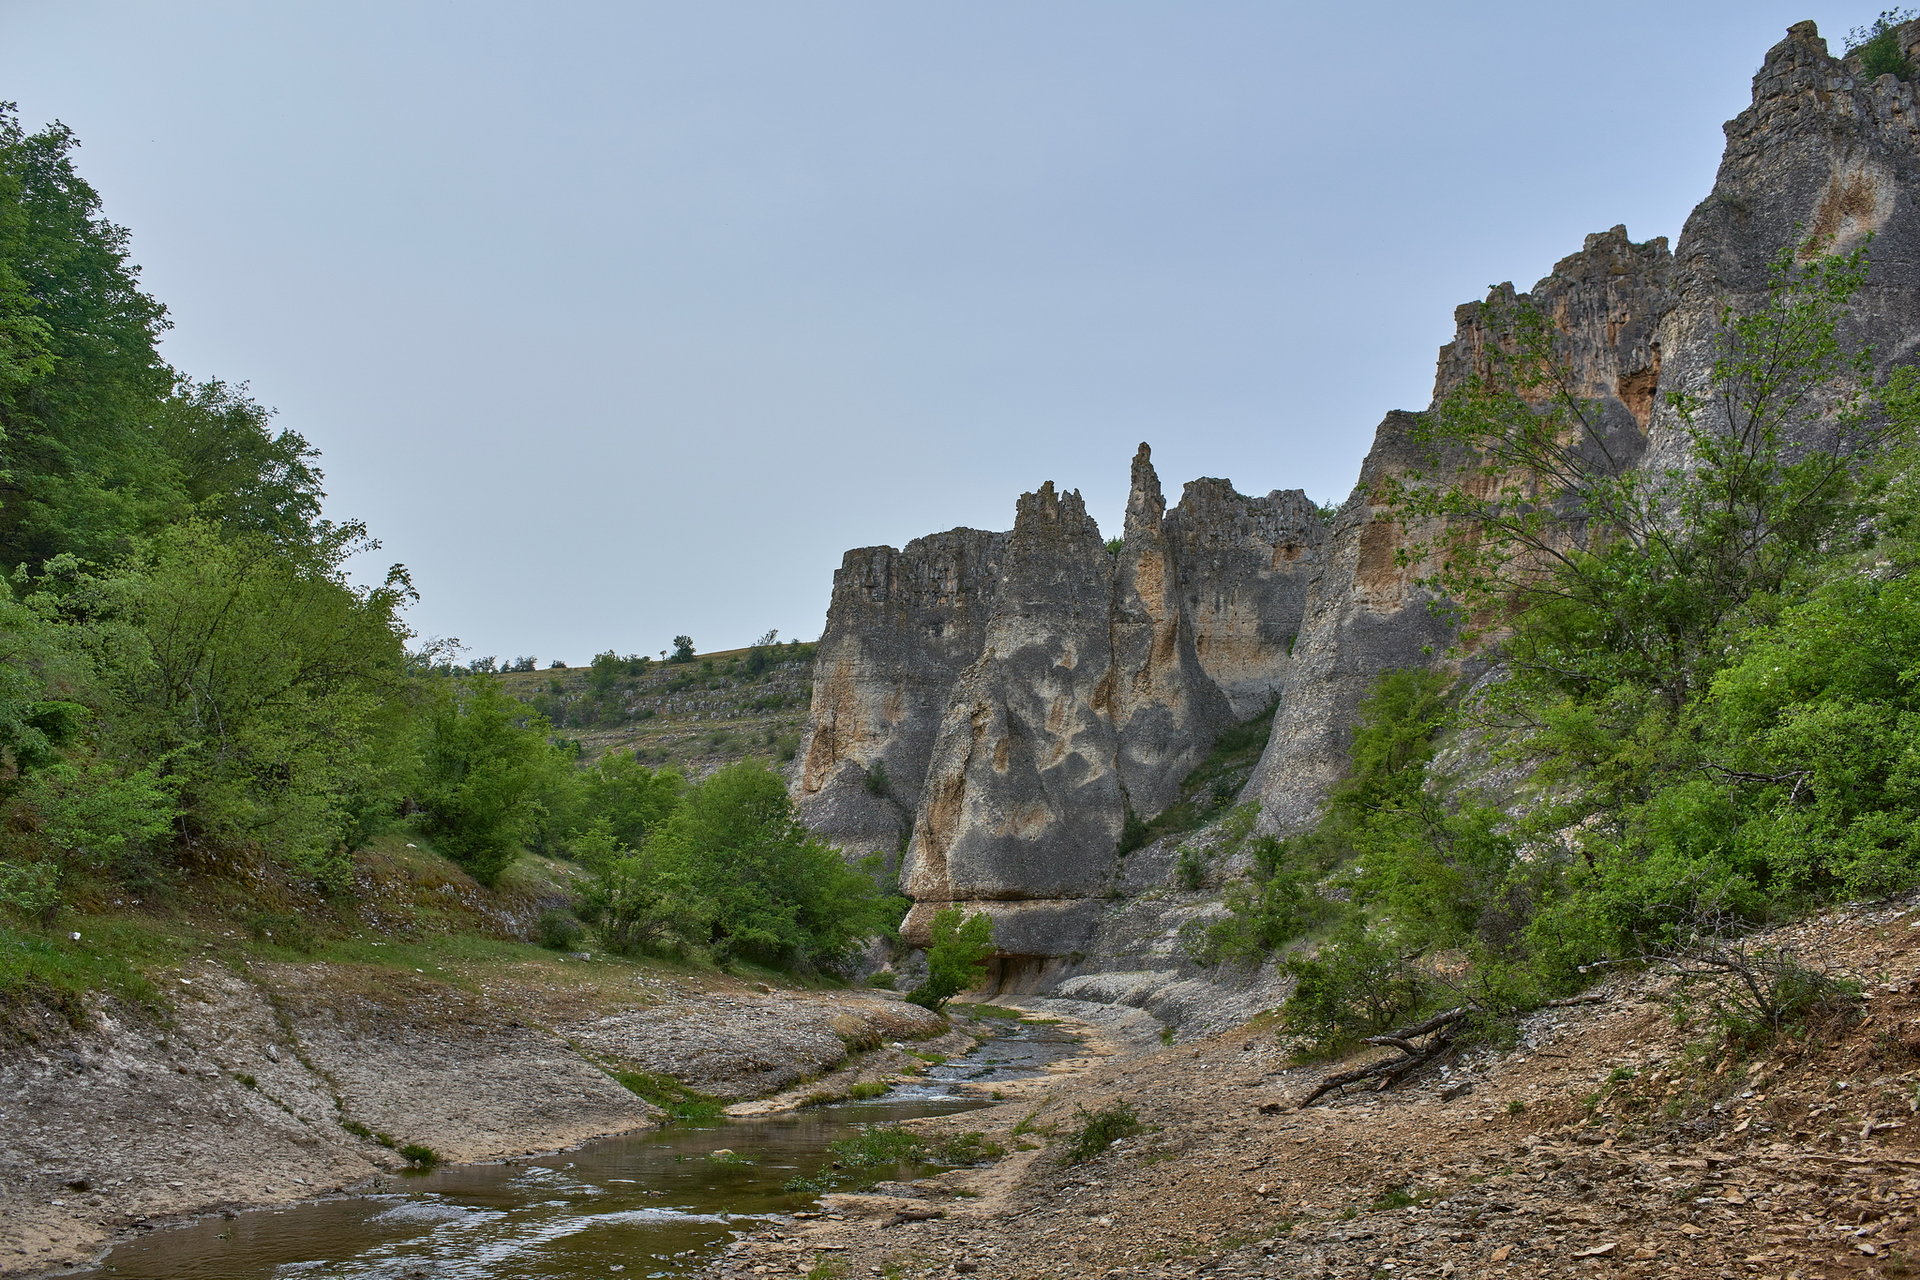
[1848,9,1917,78]
[847,1080,889,1100]
[1062,1101,1145,1164]
[907,907,995,1011]
[535,909,583,951]
[398,1143,440,1170]
[1280,920,1441,1049]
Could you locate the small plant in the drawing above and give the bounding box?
[931,1131,1006,1165]
[1175,843,1209,891]
[862,761,892,798]
[398,1143,441,1170]
[1848,8,1917,78]
[866,970,897,990]
[1663,935,1863,1052]
[233,1072,257,1089]
[1370,1184,1428,1211]
[1159,1025,1175,1045]
[609,1070,726,1121]
[706,1148,754,1166]
[535,909,584,951]
[1506,1099,1526,1115]
[847,1080,889,1100]
[803,1261,847,1280]
[1062,1100,1146,1165]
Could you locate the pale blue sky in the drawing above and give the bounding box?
[1,2,1862,662]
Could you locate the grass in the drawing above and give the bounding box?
[1062,1101,1147,1164]
[782,1125,1005,1194]
[1117,706,1275,853]
[608,1070,726,1121]
[951,1002,1025,1020]
[847,1080,890,1100]
[398,1143,441,1170]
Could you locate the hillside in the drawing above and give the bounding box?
[495,642,818,775]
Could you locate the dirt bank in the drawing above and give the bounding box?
[0,954,944,1276]
[709,900,1920,1279]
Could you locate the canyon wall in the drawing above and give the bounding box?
[796,20,1920,981]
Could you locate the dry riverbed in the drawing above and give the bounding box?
[0,951,947,1276]
[708,902,1920,1280]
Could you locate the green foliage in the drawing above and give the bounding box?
[669,635,695,664]
[1214,242,1920,1051]
[535,909,583,951]
[18,522,413,889]
[608,1069,725,1121]
[1061,1101,1146,1164]
[574,753,684,849]
[397,1143,440,1170]
[412,677,572,885]
[636,760,896,970]
[907,906,995,1011]
[1848,9,1917,78]
[846,1080,889,1100]
[1279,919,1441,1047]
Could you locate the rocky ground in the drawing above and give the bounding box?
[709,900,1920,1280]
[0,952,945,1276]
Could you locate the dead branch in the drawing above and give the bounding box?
[1298,1008,1468,1107]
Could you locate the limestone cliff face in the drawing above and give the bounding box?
[794,529,1007,854]
[795,448,1326,957]
[801,20,1920,985]
[1248,20,1920,837]
[1248,227,1678,834]
[1645,19,1920,473]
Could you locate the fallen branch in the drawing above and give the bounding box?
[1298,1008,1468,1107]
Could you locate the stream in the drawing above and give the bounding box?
[62,1015,1084,1280]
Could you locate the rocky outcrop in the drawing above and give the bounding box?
[795,528,1009,854]
[799,19,1920,986]
[796,448,1326,958]
[1248,225,1678,834]
[1644,19,1920,473]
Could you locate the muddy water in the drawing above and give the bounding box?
[64,1015,1079,1280]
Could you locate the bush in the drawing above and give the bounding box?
[536,909,583,951]
[907,907,995,1011]
[1848,9,1917,78]
[1062,1101,1145,1164]
[1280,920,1441,1049]
[411,677,573,885]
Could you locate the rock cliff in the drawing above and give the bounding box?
[794,449,1325,962]
[796,20,1920,988]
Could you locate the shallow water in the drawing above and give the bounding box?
[65,1015,1077,1280]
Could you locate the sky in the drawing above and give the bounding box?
[0,1,1873,664]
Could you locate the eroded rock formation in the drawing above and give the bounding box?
[794,449,1325,959]
[798,20,1920,983]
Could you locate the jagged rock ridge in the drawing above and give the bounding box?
[794,450,1324,963]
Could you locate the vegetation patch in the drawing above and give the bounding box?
[1062,1101,1147,1164]
[607,1069,726,1121]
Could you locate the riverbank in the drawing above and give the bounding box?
[709,899,1920,1279]
[0,947,946,1277]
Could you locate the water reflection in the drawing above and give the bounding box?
[62,1014,1076,1280]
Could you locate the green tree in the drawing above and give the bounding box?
[669,635,695,664]
[412,676,572,885]
[29,521,414,887]
[645,760,895,969]
[574,752,683,849]
[907,907,996,1011]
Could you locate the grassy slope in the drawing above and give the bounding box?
[496,646,815,774]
